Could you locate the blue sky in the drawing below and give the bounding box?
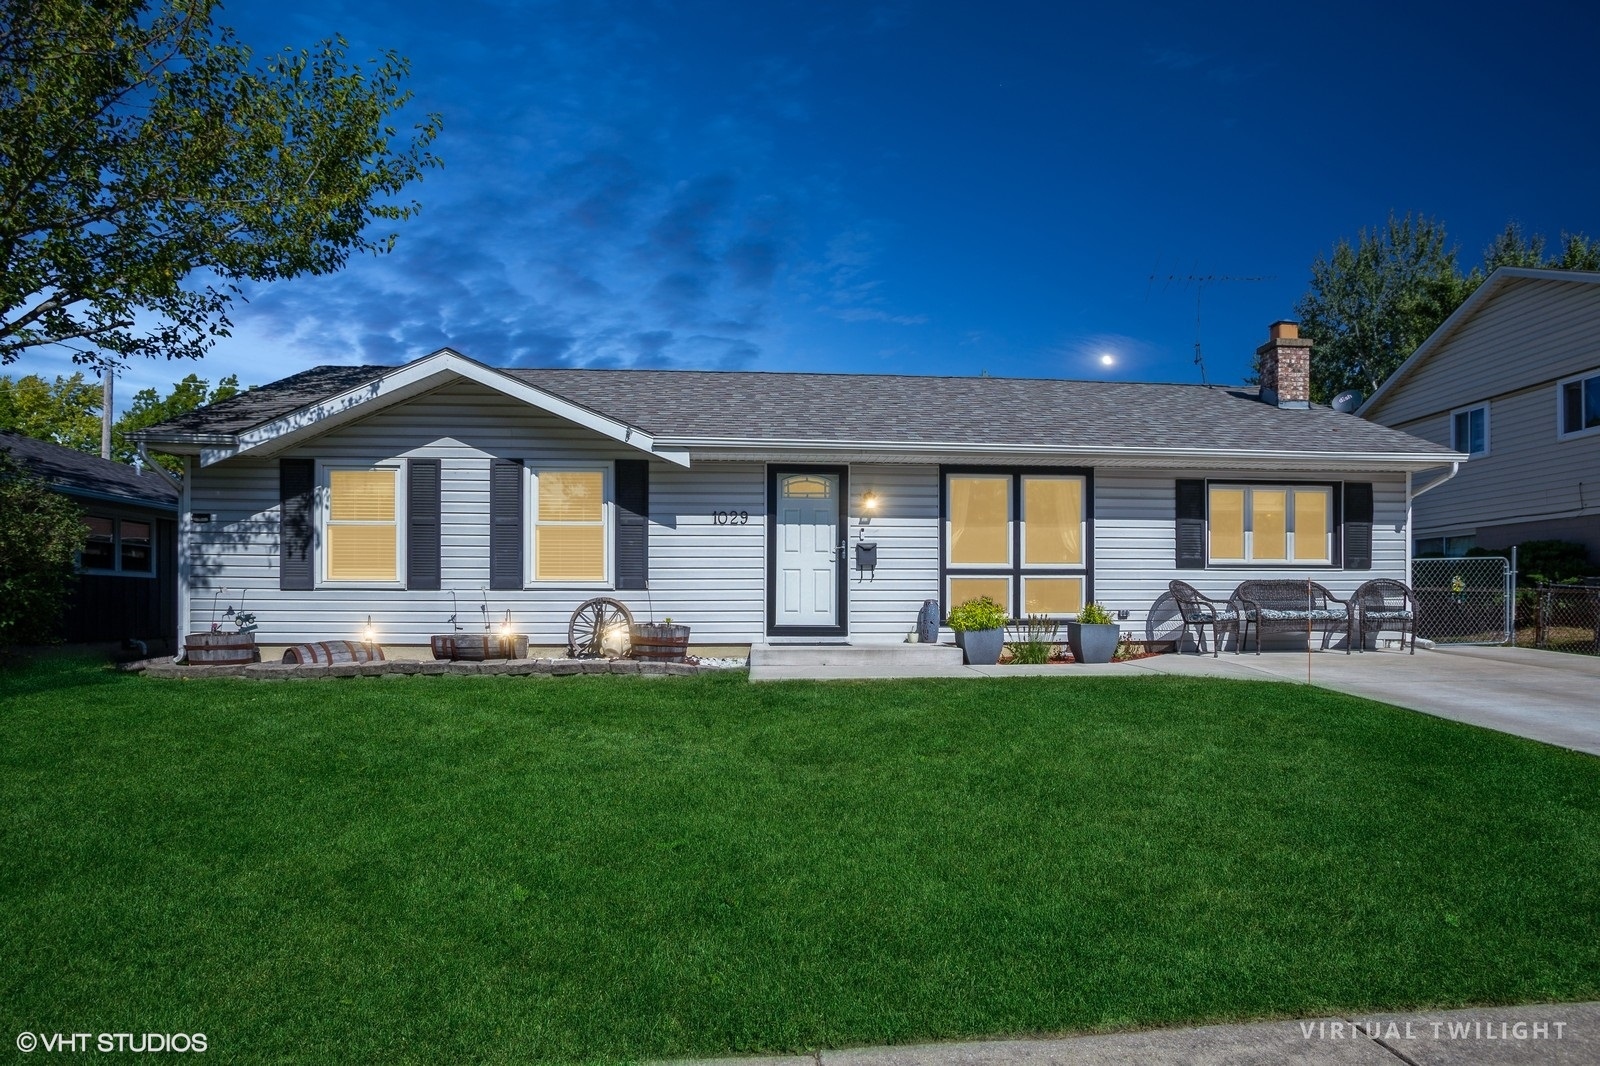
[16,0,1600,407]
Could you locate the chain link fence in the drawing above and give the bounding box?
[1412,556,1513,645]
[1523,581,1600,655]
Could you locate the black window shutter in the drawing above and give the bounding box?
[407,459,441,590]
[1175,479,1206,569]
[614,459,650,590]
[489,459,523,590]
[1343,482,1374,570]
[279,458,315,590]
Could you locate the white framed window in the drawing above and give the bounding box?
[1557,369,1600,440]
[1451,402,1489,456]
[318,461,405,585]
[528,464,611,585]
[1208,484,1333,565]
[79,515,156,576]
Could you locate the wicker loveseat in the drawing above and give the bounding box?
[1229,579,1351,655]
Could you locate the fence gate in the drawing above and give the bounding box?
[1411,556,1513,645]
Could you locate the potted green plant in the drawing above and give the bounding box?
[947,596,1008,665]
[1068,602,1120,664]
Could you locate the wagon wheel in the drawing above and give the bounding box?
[567,597,634,658]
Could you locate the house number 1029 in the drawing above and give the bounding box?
[712,510,750,525]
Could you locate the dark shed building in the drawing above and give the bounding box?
[1,430,179,647]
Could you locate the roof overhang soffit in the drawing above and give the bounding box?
[197,351,690,468]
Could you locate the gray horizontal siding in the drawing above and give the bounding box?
[1368,278,1600,425]
[847,465,940,639]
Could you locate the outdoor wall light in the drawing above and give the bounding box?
[862,491,880,511]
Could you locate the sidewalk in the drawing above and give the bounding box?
[673,1001,1600,1065]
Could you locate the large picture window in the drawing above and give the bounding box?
[944,470,1088,617]
[321,464,402,583]
[531,467,609,583]
[1208,484,1332,565]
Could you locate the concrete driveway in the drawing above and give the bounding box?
[754,644,1600,758]
[1131,644,1600,758]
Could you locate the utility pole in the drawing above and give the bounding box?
[100,365,113,459]
[1147,270,1274,385]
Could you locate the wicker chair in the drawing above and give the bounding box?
[1168,580,1240,656]
[1348,578,1418,654]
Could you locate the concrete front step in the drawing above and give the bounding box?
[751,642,964,669]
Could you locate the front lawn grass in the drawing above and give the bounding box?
[2,656,1598,1064]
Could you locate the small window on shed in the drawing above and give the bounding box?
[82,516,115,570]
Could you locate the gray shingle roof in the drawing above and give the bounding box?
[140,362,1457,458]
[0,430,178,507]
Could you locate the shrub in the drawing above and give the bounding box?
[1077,602,1115,625]
[947,596,1007,632]
[1006,615,1059,664]
[0,451,86,648]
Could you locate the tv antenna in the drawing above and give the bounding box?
[1147,267,1275,385]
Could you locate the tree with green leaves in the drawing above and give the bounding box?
[1292,214,1477,404]
[1292,216,1600,403]
[0,372,101,450]
[112,372,239,471]
[0,0,442,367]
[0,448,86,647]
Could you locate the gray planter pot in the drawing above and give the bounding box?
[955,627,1004,666]
[1067,622,1121,664]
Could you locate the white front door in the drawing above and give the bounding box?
[775,472,839,628]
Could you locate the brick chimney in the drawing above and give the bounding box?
[1257,320,1312,409]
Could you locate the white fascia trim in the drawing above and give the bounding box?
[199,351,690,468]
[1360,267,1600,418]
[660,436,1466,470]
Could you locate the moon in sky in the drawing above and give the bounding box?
[1099,353,1115,366]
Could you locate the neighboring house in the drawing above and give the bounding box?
[134,322,1459,655]
[1361,267,1600,561]
[0,429,179,646]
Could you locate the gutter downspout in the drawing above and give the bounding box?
[1409,461,1460,501]
[136,443,188,663]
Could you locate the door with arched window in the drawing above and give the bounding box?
[767,466,847,635]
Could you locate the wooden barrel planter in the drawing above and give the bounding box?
[630,622,691,663]
[431,634,527,661]
[282,640,385,665]
[184,631,258,665]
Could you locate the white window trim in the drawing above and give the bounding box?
[525,461,614,588]
[79,514,158,579]
[316,460,407,588]
[1208,483,1334,567]
[1556,369,1600,441]
[945,473,1014,570]
[1019,474,1087,569]
[1450,401,1491,457]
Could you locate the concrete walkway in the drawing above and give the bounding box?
[674,1001,1600,1065]
[751,645,1600,758]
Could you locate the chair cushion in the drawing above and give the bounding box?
[1256,607,1346,622]
[1364,609,1414,621]
[1183,610,1236,623]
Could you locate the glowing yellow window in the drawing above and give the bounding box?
[1252,490,1288,562]
[1293,489,1332,563]
[1022,476,1083,565]
[949,475,1010,566]
[535,469,606,581]
[949,576,1011,616]
[326,468,399,582]
[1023,576,1083,616]
[1209,487,1245,562]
